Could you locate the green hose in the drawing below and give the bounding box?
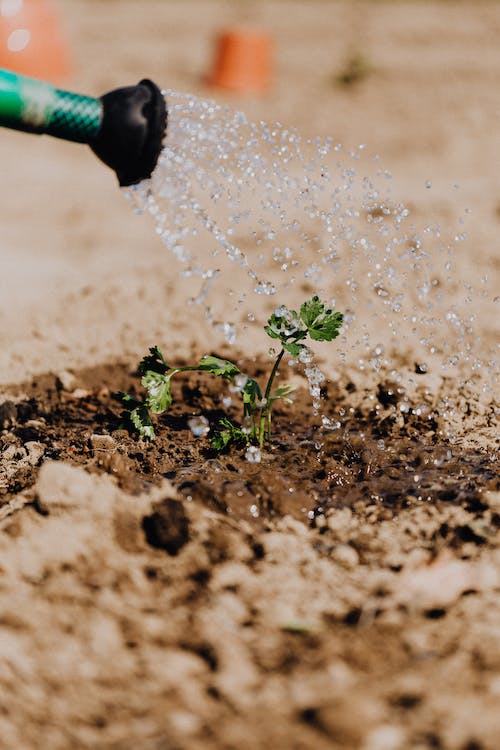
[0,68,167,185]
[0,68,102,143]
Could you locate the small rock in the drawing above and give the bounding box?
[36,460,118,512]
[98,451,131,477]
[484,491,500,510]
[363,724,406,750]
[25,419,46,430]
[2,444,21,461]
[395,550,478,612]
[90,434,116,452]
[331,543,359,569]
[71,388,90,399]
[142,499,190,556]
[24,441,45,465]
[55,370,77,392]
[0,401,17,429]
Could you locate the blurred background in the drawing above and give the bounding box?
[0,0,498,379]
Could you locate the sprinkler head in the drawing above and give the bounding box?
[90,78,167,187]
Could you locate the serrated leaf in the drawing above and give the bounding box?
[300,295,325,328]
[270,383,297,405]
[242,377,262,406]
[265,307,302,344]
[307,310,343,341]
[130,404,155,440]
[211,418,249,451]
[197,355,241,379]
[138,345,169,376]
[211,427,236,451]
[300,296,343,342]
[264,323,282,340]
[283,341,305,356]
[119,390,142,407]
[141,370,173,414]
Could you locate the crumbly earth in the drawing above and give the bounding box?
[0,2,499,749]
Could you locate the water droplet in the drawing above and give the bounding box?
[298,347,314,364]
[321,416,341,430]
[188,415,210,437]
[245,445,262,463]
[433,447,452,467]
[415,362,428,374]
[234,373,249,390]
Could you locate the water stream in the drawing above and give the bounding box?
[125,89,497,443]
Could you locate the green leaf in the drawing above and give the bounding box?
[211,429,234,451]
[269,383,297,405]
[138,345,169,376]
[280,621,313,634]
[129,404,155,440]
[300,295,343,342]
[299,296,324,328]
[265,306,301,343]
[242,377,262,407]
[264,322,282,340]
[197,355,241,379]
[308,310,343,341]
[141,370,173,414]
[119,391,142,407]
[211,418,249,451]
[283,341,304,357]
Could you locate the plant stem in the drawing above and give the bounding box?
[258,347,285,447]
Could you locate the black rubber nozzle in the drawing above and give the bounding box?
[90,79,167,187]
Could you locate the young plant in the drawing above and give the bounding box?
[120,295,343,450]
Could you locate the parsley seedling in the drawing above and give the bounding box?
[120,295,343,451]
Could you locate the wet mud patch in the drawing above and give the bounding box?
[0,358,497,523]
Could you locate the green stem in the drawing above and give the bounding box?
[258,348,285,448]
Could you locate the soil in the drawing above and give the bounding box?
[1,357,499,750]
[1,360,498,521]
[0,1,499,749]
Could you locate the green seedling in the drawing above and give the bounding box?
[120,295,343,451]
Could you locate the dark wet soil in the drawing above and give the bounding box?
[1,359,497,523]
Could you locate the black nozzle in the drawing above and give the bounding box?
[90,79,167,187]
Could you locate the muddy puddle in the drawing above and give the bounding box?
[1,359,497,524]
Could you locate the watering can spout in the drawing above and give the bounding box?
[0,69,167,186]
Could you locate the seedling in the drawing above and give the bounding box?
[120,295,343,451]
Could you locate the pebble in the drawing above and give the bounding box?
[25,442,45,465]
[90,434,116,452]
[2,444,20,461]
[484,490,500,510]
[0,401,17,429]
[331,543,359,569]
[56,370,77,392]
[363,725,406,750]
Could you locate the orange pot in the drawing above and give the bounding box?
[208,29,273,95]
[0,0,71,84]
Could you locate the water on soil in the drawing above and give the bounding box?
[1,362,497,524]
